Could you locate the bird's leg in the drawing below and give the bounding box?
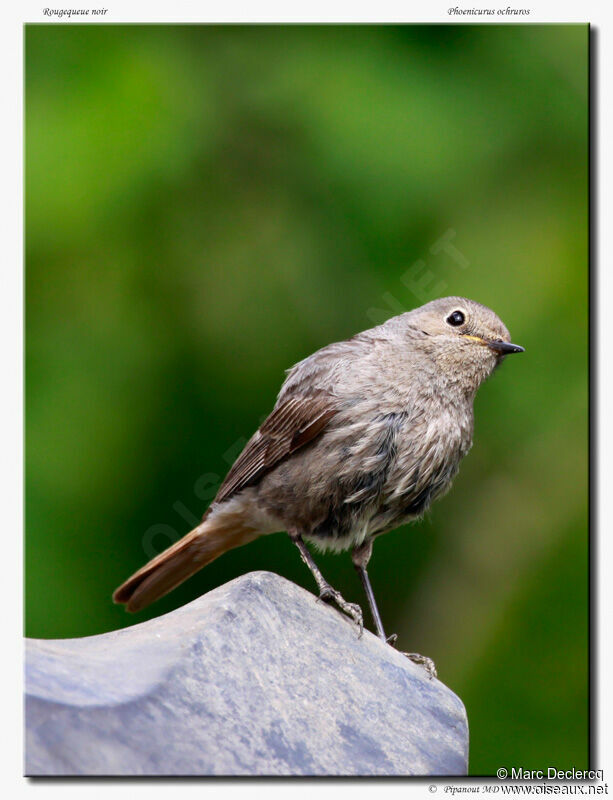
[352,540,437,680]
[289,531,363,637]
[351,540,389,642]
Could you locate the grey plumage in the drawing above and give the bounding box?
[114,296,523,673]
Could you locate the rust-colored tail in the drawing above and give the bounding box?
[113,515,259,613]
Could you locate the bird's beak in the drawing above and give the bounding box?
[486,339,525,355]
[462,334,525,355]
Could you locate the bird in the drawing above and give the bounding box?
[113,296,524,676]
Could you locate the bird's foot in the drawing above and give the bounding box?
[318,585,364,637]
[383,634,437,679]
[400,651,438,680]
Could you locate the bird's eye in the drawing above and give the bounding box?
[446,310,465,327]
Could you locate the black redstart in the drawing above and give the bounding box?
[114,296,524,675]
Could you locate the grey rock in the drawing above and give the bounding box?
[25,571,468,776]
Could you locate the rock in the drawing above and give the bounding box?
[25,571,468,775]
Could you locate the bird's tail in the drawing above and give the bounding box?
[112,512,260,613]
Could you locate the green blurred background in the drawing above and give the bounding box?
[25,24,588,774]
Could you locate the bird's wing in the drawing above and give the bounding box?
[213,393,338,505]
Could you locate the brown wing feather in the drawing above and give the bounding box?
[214,393,337,505]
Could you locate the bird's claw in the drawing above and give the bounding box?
[400,651,438,680]
[318,586,364,638]
[384,635,436,678]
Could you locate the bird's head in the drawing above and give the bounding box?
[397,296,524,393]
